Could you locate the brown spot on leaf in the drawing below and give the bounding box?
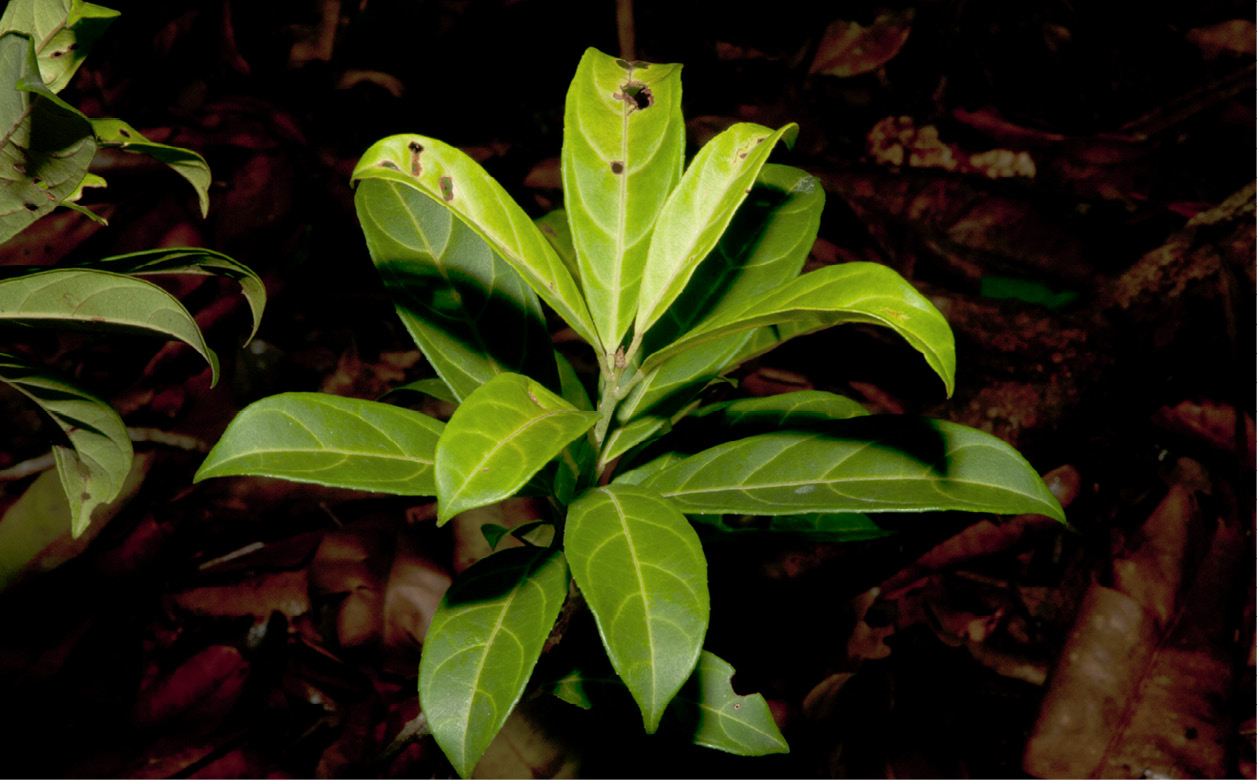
[632,61,650,69]
[614,82,653,112]
[23,203,38,211]
[119,128,132,138]
[379,160,399,171]
[615,58,632,69]
[439,176,454,201]
[610,161,625,174]
[408,141,423,176]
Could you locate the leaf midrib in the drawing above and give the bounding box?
[603,488,657,716]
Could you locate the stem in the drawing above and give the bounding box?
[616,0,636,61]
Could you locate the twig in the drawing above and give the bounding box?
[372,712,430,772]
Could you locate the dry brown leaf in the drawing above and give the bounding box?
[132,645,250,729]
[1185,19,1257,59]
[809,11,914,77]
[168,569,311,620]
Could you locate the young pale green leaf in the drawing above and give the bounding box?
[666,651,788,756]
[0,0,118,93]
[81,247,265,342]
[90,118,210,217]
[643,416,1065,521]
[419,547,570,779]
[562,47,684,350]
[634,122,798,337]
[434,373,599,523]
[642,262,957,397]
[565,484,709,732]
[644,164,823,350]
[611,165,824,443]
[0,32,96,244]
[0,268,219,384]
[195,393,444,494]
[352,135,600,350]
[355,178,558,399]
[0,353,131,538]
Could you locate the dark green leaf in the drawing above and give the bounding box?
[386,377,458,404]
[0,268,219,384]
[666,650,788,755]
[419,547,570,778]
[0,0,118,93]
[565,484,709,732]
[81,247,264,342]
[642,262,957,397]
[195,393,444,494]
[352,135,600,350]
[691,512,895,542]
[644,416,1066,521]
[434,373,598,523]
[90,118,210,217]
[0,352,131,537]
[355,177,559,399]
[0,32,95,244]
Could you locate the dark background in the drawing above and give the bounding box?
[0,0,1252,777]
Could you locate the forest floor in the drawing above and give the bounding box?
[0,1,1253,777]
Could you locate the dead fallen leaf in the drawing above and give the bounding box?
[809,10,914,77]
[132,645,250,730]
[1185,19,1257,60]
[168,569,311,621]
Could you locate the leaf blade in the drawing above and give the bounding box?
[643,417,1066,521]
[564,484,709,732]
[0,352,131,537]
[352,135,600,350]
[434,373,598,523]
[666,650,789,756]
[0,0,118,93]
[195,393,444,495]
[90,118,211,217]
[642,262,957,396]
[634,121,797,336]
[0,268,219,384]
[419,547,570,778]
[562,47,684,350]
[355,177,558,399]
[0,31,96,244]
[81,247,265,342]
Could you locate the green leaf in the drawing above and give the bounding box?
[79,247,265,342]
[0,268,219,384]
[533,208,579,282]
[644,164,823,350]
[434,373,598,523]
[0,31,96,245]
[643,416,1066,521]
[195,392,444,494]
[352,135,600,350]
[562,47,684,350]
[0,353,131,538]
[564,484,709,732]
[386,377,458,404]
[355,177,559,399]
[609,165,825,450]
[666,651,788,756]
[634,122,797,337]
[691,512,895,542]
[688,390,869,432]
[0,0,118,93]
[90,118,211,218]
[419,547,570,779]
[610,451,686,487]
[642,262,957,397]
